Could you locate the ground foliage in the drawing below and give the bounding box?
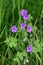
[0,0,43,65]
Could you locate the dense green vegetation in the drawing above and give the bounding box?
[0,0,43,65]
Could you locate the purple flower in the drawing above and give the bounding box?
[20,9,27,16]
[27,26,32,33]
[20,23,26,28]
[20,9,29,20]
[27,46,32,52]
[23,14,29,20]
[11,25,18,32]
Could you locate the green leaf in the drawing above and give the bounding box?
[22,29,27,39]
[17,52,23,61]
[33,40,40,52]
[9,37,17,48]
[5,37,17,48]
[32,26,37,32]
[28,14,33,21]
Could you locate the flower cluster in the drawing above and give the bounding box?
[11,23,32,33]
[20,9,29,20]
[21,23,32,33]
[11,23,32,53]
[11,9,33,53]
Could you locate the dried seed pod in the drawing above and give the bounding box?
[24,59,29,65]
